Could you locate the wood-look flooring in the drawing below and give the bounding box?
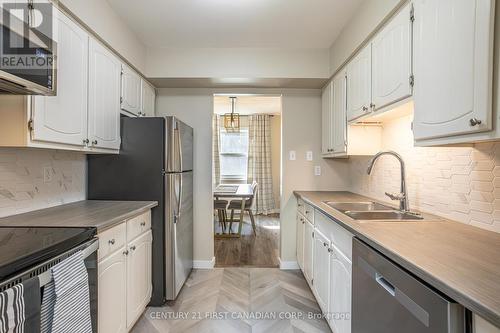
[214,214,280,268]
[131,268,331,333]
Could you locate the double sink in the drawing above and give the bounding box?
[324,201,425,222]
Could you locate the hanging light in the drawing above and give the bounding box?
[223,96,240,132]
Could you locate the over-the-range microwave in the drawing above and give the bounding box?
[0,1,56,95]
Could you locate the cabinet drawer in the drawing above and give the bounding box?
[297,198,305,215]
[98,223,126,261]
[304,203,314,224]
[127,211,152,241]
[315,210,353,260]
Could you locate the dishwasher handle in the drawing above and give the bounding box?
[376,273,396,297]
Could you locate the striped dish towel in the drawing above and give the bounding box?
[40,251,92,333]
[0,277,41,333]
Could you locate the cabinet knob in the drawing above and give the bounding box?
[370,103,376,109]
[92,140,98,145]
[362,106,368,112]
[83,138,89,145]
[328,248,333,253]
[130,245,136,251]
[123,250,129,256]
[108,239,115,245]
[470,118,482,126]
[323,242,328,247]
[305,210,310,214]
[140,221,146,226]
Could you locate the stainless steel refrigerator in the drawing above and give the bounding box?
[88,116,194,304]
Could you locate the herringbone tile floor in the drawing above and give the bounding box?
[131,268,331,333]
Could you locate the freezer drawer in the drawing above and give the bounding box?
[352,238,464,333]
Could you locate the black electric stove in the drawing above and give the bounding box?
[0,226,96,280]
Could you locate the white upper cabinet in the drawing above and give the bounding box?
[347,44,372,122]
[141,79,156,117]
[321,81,333,156]
[313,229,330,313]
[371,3,412,111]
[331,72,348,154]
[88,38,121,150]
[32,9,88,146]
[121,65,142,115]
[413,0,495,140]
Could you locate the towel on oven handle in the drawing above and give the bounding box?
[0,276,41,333]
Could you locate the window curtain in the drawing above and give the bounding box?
[212,114,221,186]
[247,114,275,215]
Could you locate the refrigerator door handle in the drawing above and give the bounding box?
[175,121,183,171]
[174,173,183,224]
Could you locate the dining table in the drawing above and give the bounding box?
[214,184,254,238]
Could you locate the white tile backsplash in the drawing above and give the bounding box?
[0,148,86,217]
[349,114,500,233]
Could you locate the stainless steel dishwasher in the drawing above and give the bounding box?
[352,238,465,333]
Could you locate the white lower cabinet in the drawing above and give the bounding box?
[329,245,352,333]
[97,211,152,333]
[98,246,127,333]
[313,229,331,313]
[296,214,305,270]
[303,220,314,284]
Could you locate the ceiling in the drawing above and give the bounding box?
[106,0,364,49]
[214,95,282,115]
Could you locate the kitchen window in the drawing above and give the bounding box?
[219,128,249,182]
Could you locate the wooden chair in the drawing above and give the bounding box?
[214,199,229,231]
[228,182,258,235]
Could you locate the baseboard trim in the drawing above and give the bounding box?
[193,257,215,269]
[279,258,299,270]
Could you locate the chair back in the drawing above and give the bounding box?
[248,181,258,207]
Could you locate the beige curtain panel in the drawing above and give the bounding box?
[212,114,221,186]
[247,114,275,215]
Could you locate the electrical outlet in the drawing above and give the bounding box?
[314,166,321,176]
[306,151,313,161]
[43,167,52,183]
[289,151,296,161]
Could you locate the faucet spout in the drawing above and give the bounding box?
[366,151,409,212]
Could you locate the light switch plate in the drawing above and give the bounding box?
[289,151,296,161]
[314,166,321,176]
[306,151,313,161]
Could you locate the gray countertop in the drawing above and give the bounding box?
[0,200,158,232]
[294,191,500,328]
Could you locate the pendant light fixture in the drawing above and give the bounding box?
[223,96,240,132]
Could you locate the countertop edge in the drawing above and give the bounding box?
[293,191,500,328]
[95,201,158,232]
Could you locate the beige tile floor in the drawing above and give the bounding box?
[131,268,331,333]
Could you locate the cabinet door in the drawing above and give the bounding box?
[372,3,412,111]
[141,79,156,117]
[98,247,127,333]
[331,72,347,154]
[303,221,314,284]
[126,230,153,328]
[32,9,88,146]
[296,214,305,270]
[313,229,330,313]
[329,245,352,333]
[413,0,494,140]
[322,81,333,155]
[347,45,372,122]
[121,65,142,115]
[88,38,121,150]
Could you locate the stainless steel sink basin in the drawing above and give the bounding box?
[324,201,394,213]
[343,210,424,221]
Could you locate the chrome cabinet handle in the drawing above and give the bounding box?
[323,242,328,247]
[108,239,115,245]
[140,221,146,226]
[470,118,482,126]
[123,250,129,256]
[370,103,376,109]
[362,106,368,111]
[92,140,98,145]
[130,245,136,251]
[328,248,332,253]
[83,138,89,145]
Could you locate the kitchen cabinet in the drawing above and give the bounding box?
[413,0,495,141]
[296,214,305,270]
[347,44,372,122]
[329,244,352,333]
[88,38,121,150]
[126,230,153,328]
[141,79,156,117]
[303,220,314,284]
[98,245,127,333]
[321,80,333,156]
[371,3,412,111]
[32,8,89,147]
[313,229,330,313]
[322,72,348,157]
[97,211,152,333]
[121,65,142,116]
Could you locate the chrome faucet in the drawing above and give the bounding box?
[367,151,410,212]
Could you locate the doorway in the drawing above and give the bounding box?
[212,94,282,267]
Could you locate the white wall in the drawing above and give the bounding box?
[146,48,330,79]
[156,88,350,263]
[59,0,147,72]
[0,148,86,217]
[328,0,404,76]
